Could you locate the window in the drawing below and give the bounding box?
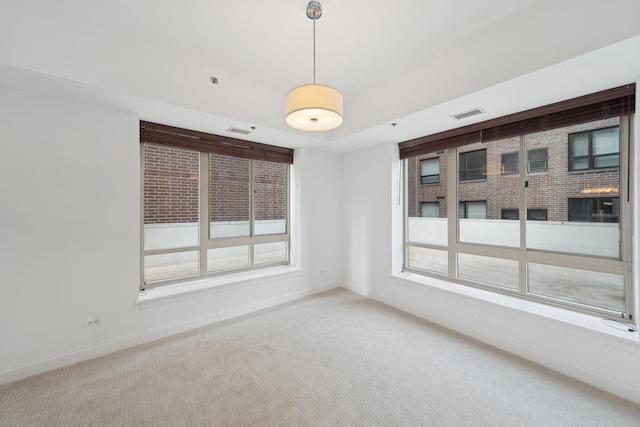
[501,209,519,220]
[501,152,519,174]
[420,202,439,218]
[527,148,547,173]
[500,209,548,220]
[459,201,486,219]
[420,158,440,184]
[401,85,634,318]
[141,122,292,288]
[459,149,486,181]
[568,198,619,223]
[526,209,547,221]
[569,127,619,171]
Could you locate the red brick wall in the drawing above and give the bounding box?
[144,143,199,224]
[408,118,620,220]
[144,144,287,224]
[209,154,251,222]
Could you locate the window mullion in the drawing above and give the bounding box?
[447,148,457,279]
[199,152,209,277]
[249,160,255,267]
[519,135,527,296]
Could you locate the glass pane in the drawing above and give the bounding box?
[525,118,620,258]
[144,251,199,283]
[254,242,288,265]
[594,154,619,169]
[570,134,589,157]
[407,246,448,275]
[571,158,589,170]
[210,154,250,238]
[528,263,624,312]
[143,144,199,250]
[407,152,448,246]
[421,158,439,176]
[458,139,520,248]
[254,161,287,235]
[207,246,249,272]
[457,253,519,290]
[420,202,439,218]
[592,127,619,155]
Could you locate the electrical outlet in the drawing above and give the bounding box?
[84,318,100,327]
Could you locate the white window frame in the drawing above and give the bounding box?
[403,116,634,319]
[140,147,291,289]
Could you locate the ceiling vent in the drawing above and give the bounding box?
[451,107,485,121]
[227,127,254,135]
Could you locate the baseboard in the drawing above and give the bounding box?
[371,291,640,405]
[0,282,339,385]
[341,283,372,298]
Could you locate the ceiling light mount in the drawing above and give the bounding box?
[286,1,343,132]
[306,1,322,19]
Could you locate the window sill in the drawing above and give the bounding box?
[137,265,302,309]
[390,271,639,346]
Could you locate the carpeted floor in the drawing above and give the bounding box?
[1,288,639,426]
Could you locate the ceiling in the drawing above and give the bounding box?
[1,0,640,154]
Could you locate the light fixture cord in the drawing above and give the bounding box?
[313,16,316,84]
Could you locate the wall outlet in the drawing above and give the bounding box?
[84,317,100,327]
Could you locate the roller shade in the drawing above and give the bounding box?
[399,84,635,160]
[140,121,294,164]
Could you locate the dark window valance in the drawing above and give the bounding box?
[140,121,294,164]
[399,84,635,160]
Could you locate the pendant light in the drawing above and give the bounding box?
[286,1,343,132]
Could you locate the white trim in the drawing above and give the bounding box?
[138,265,303,308]
[0,281,338,386]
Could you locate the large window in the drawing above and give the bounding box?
[569,127,620,171]
[401,85,634,318]
[141,122,292,288]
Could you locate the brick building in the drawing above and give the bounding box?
[144,143,287,225]
[408,118,621,223]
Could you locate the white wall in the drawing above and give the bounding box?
[0,86,342,383]
[341,140,640,404]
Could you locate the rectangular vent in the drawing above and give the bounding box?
[227,127,253,135]
[451,107,485,121]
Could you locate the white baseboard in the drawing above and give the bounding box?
[371,291,640,405]
[0,283,339,385]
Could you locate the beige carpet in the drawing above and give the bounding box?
[1,288,639,426]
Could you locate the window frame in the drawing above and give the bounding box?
[568,126,620,172]
[501,152,519,175]
[420,158,440,185]
[402,115,633,320]
[140,125,292,290]
[527,148,548,173]
[459,149,487,182]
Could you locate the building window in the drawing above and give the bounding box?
[527,148,548,173]
[501,152,519,174]
[526,209,547,221]
[420,202,440,218]
[569,127,619,171]
[459,201,486,219]
[500,209,548,220]
[459,149,486,182]
[420,158,440,184]
[501,209,519,220]
[568,198,619,223]
[141,122,292,289]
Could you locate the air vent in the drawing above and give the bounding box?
[451,107,485,121]
[227,127,253,135]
